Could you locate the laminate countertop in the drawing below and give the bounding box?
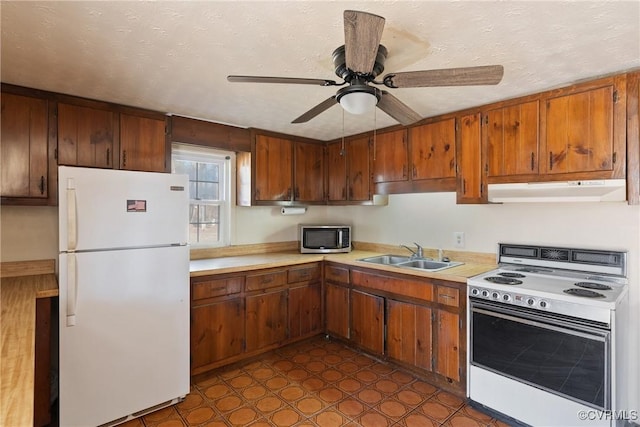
[1,259,58,427]
[190,249,497,283]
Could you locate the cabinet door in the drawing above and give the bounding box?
[288,283,322,339]
[387,299,432,371]
[119,113,167,172]
[409,118,456,180]
[456,113,486,204]
[372,130,408,183]
[485,101,539,177]
[544,85,617,175]
[326,141,348,201]
[191,298,244,372]
[58,103,115,168]
[325,283,350,339]
[1,93,48,198]
[347,136,371,201]
[254,135,293,202]
[350,290,384,356]
[294,141,324,202]
[246,290,287,352]
[435,310,460,382]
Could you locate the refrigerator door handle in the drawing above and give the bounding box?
[67,253,77,327]
[67,178,77,251]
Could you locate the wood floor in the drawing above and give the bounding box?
[120,336,509,427]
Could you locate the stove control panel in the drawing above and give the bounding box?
[469,287,550,310]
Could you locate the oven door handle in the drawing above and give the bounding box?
[472,306,609,341]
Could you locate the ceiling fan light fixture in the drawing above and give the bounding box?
[339,91,378,114]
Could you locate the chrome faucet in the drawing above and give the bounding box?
[400,242,424,259]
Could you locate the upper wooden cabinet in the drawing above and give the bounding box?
[627,71,640,204]
[254,134,293,202]
[410,118,456,181]
[294,140,325,203]
[119,113,168,173]
[541,75,626,178]
[456,113,487,204]
[485,100,540,179]
[251,133,325,205]
[372,129,408,183]
[1,92,50,203]
[327,136,376,204]
[57,103,116,168]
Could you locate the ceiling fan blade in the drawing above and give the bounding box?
[344,10,385,74]
[227,75,337,86]
[384,65,504,88]
[292,96,338,123]
[377,91,422,125]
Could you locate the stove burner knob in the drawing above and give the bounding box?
[491,291,500,299]
[539,300,549,309]
[502,294,511,302]
[471,288,480,296]
[481,290,489,298]
[526,298,536,306]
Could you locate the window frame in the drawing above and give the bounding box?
[171,143,234,248]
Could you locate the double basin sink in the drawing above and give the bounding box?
[357,254,463,272]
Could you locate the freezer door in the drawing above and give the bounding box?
[58,166,188,251]
[59,246,189,427]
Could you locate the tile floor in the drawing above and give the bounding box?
[122,336,509,427]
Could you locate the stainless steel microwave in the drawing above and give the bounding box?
[299,225,351,254]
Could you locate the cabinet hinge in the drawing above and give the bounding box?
[613,152,617,164]
[455,121,460,132]
[482,115,488,125]
[54,148,58,160]
[613,90,619,103]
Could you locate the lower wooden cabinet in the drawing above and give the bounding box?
[325,265,466,395]
[246,290,288,352]
[190,262,321,376]
[289,283,321,339]
[435,310,460,382]
[191,297,244,372]
[350,290,384,356]
[386,299,432,371]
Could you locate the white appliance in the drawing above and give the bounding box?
[58,166,190,427]
[467,243,629,427]
[487,179,626,203]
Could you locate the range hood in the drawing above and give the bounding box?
[488,179,626,203]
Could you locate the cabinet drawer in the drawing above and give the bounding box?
[436,286,459,307]
[288,263,320,283]
[351,270,434,302]
[246,270,288,292]
[325,265,350,284]
[192,277,243,301]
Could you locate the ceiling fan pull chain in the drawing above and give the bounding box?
[341,109,346,156]
[373,107,377,160]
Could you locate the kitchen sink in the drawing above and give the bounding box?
[357,254,412,265]
[357,255,464,272]
[396,259,464,272]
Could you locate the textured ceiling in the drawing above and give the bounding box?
[2,1,639,141]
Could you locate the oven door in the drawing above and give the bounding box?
[470,298,611,410]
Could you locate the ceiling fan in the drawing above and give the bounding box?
[228,10,504,126]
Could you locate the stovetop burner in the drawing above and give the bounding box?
[498,272,526,278]
[574,281,612,291]
[563,288,606,298]
[484,276,523,285]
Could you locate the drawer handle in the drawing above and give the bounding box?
[210,286,226,293]
[439,294,455,299]
[262,277,274,284]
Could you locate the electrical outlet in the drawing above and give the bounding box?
[453,232,465,248]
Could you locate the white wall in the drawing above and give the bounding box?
[0,206,58,262]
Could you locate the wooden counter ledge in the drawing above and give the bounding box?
[1,259,58,427]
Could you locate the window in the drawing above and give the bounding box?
[171,143,233,247]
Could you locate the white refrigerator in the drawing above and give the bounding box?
[58,166,190,427]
